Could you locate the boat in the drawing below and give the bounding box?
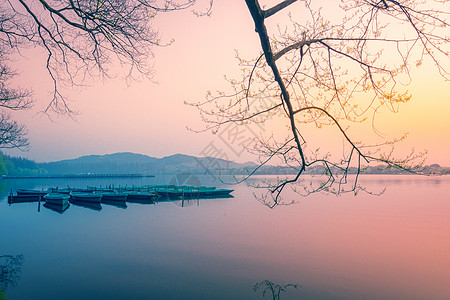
[155,186,234,199]
[16,189,48,197]
[70,192,102,203]
[42,184,233,201]
[48,187,71,194]
[44,193,70,206]
[87,186,115,193]
[200,188,234,197]
[8,194,41,204]
[97,192,128,202]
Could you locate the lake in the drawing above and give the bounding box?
[1,175,450,299]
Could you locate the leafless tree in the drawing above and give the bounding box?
[190,0,450,207]
[0,112,28,149]
[0,11,32,150]
[2,0,211,113]
[0,0,211,150]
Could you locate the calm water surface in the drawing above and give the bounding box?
[1,175,450,299]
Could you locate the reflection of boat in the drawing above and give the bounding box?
[43,201,70,214]
[126,191,156,200]
[44,193,70,206]
[99,192,128,209]
[125,192,156,204]
[97,192,128,202]
[126,198,155,205]
[101,199,127,209]
[70,199,102,211]
[70,192,102,203]
[16,189,48,196]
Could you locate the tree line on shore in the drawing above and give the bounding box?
[0,154,47,177]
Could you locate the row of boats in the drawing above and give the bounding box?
[10,185,234,208]
[8,185,234,213]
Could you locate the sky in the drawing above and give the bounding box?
[5,0,450,166]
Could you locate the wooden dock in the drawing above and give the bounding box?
[2,174,154,179]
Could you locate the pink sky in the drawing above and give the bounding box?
[5,1,450,165]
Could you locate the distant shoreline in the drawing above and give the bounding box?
[2,174,155,179]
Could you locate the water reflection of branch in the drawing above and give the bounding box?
[248,175,387,209]
[0,254,23,292]
[254,280,300,300]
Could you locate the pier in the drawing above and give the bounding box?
[2,174,155,179]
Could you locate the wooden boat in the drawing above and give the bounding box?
[48,187,71,194]
[87,186,115,193]
[97,192,128,202]
[8,194,41,203]
[70,187,96,193]
[44,193,70,206]
[156,187,234,199]
[42,185,233,202]
[48,187,98,194]
[16,189,48,197]
[200,188,234,197]
[70,192,102,203]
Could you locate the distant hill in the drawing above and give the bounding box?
[1,152,449,176]
[40,152,450,176]
[39,152,257,175]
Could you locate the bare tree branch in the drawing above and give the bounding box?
[263,0,297,19]
[191,0,450,207]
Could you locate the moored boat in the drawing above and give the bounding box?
[200,188,234,197]
[155,186,234,199]
[44,193,70,206]
[8,194,41,203]
[16,189,48,197]
[70,192,102,203]
[97,192,128,202]
[44,184,233,201]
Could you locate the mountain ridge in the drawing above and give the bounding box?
[39,152,257,175]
